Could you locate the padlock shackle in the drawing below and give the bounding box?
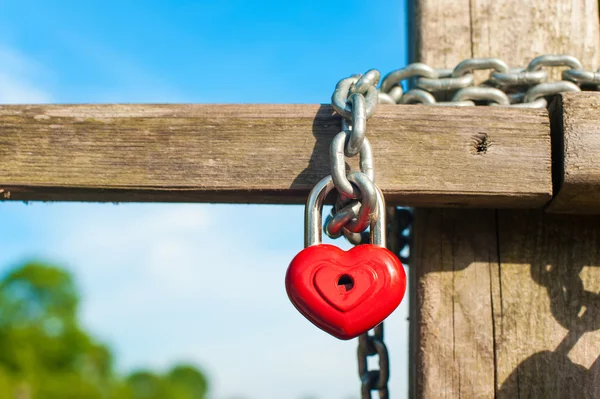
[305,175,386,248]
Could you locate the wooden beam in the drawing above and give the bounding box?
[547,92,600,213]
[0,103,551,206]
[412,0,600,398]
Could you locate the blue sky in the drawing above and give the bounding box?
[0,1,409,398]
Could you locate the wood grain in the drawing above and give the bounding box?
[415,210,600,398]
[415,0,599,79]
[414,210,497,398]
[412,0,600,397]
[494,211,600,398]
[547,92,600,213]
[0,103,551,206]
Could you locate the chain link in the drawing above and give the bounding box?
[328,53,597,399]
[328,54,599,246]
[563,68,600,85]
[378,54,597,108]
[327,54,597,245]
[358,324,390,399]
[328,69,381,244]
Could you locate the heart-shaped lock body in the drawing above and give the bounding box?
[285,175,406,340]
[286,243,406,340]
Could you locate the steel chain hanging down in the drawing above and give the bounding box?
[328,70,380,246]
[327,54,598,399]
[327,70,393,399]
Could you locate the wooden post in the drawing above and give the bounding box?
[412,0,600,398]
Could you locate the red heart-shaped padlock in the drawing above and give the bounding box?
[286,243,406,340]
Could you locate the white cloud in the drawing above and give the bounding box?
[0,45,53,103]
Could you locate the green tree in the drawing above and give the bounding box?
[167,365,209,399]
[0,262,208,399]
[0,262,115,398]
[125,371,169,399]
[124,365,208,399]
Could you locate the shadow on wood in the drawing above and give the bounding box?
[291,104,341,204]
[497,343,600,398]
[414,209,600,398]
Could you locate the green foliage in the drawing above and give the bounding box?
[0,262,208,399]
[167,365,209,399]
[122,365,208,399]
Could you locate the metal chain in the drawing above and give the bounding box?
[327,54,599,247]
[327,71,381,245]
[329,71,392,399]
[358,324,389,399]
[328,53,597,399]
[379,54,591,108]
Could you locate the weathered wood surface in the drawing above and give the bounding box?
[494,211,600,398]
[414,0,599,80]
[415,210,600,398]
[412,0,600,397]
[547,93,600,213]
[414,210,497,398]
[0,104,551,206]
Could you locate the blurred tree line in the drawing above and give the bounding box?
[0,262,208,399]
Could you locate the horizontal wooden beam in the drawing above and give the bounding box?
[547,93,600,213]
[0,104,551,206]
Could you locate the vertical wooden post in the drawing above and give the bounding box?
[411,1,600,397]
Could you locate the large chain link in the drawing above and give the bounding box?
[328,54,598,399]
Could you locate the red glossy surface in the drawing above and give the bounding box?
[285,244,406,340]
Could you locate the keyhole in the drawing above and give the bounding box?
[337,274,354,292]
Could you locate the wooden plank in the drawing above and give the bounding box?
[414,209,497,398]
[0,104,551,206]
[547,92,600,213]
[412,0,600,398]
[494,211,600,398]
